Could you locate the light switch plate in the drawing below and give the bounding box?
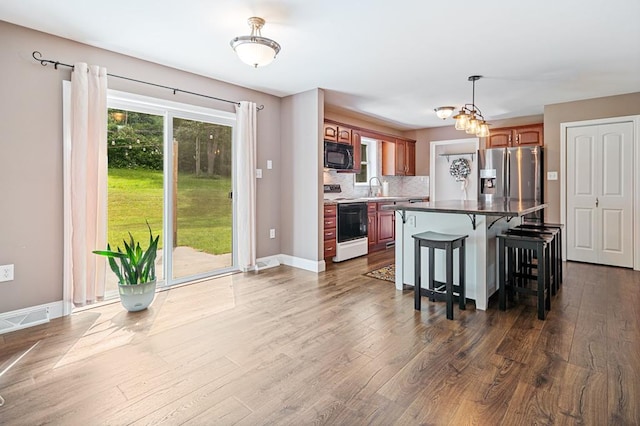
[547,171,558,181]
[256,168,263,179]
[267,160,273,169]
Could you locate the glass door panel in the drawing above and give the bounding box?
[106,109,165,299]
[171,117,234,281]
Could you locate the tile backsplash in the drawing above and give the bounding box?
[323,170,429,199]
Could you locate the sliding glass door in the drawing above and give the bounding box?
[171,117,234,281]
[104,92,236,298]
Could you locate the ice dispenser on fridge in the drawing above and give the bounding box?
[479,168,498,199]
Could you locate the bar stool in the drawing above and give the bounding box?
[507,228,560,295]
[413,231,468,320]
[497,232,553,320]
[517,222,564,287]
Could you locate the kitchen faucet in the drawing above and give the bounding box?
[368,176,382,197]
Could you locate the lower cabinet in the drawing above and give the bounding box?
[323,204,337,260]
[368,202,395,253]
[377,210,395,244]
[367,203,378,252]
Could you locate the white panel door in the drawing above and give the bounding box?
[567,126,598,263]
[566,122,633,267]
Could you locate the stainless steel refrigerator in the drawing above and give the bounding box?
[478,146,543,222]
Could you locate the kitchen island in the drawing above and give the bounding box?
[382,199,547,310]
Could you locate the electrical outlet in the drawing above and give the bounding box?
[269,229,276,239]
[547,171,558,180]
[256,168,263,179]
[267,160,273,169]
[0,264,14,282]
[408,215,416,227]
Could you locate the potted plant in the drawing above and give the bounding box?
[93,222,160,312]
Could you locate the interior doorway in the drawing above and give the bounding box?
[561,115,640,270]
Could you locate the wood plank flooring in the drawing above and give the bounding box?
[1,249,639,425]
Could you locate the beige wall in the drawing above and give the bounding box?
[0,21,282,313]
[544,92,640,223]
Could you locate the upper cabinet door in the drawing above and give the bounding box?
[515,124,544,146]
[486,128,513,148]
[337,128,352,144]
[351,130,361,173]
[323,123,338,141]
[486,124,543,148]
[395,139,407,175]
[405,141,416,176]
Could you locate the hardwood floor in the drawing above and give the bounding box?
[1,249,639,425]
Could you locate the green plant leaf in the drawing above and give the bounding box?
[94,224,159,285]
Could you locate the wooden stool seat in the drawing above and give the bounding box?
[412,231,468,320]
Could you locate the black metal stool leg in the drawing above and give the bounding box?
[445,243,454,320]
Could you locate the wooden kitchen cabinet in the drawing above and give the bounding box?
[405,140,416,175]
[325,120,361,173]
[323,123,351,144]
[323,204,337,260]
[367,203,377,252]
[378,210,395,244]
[382,138,416,176]
[368,202,396,253]
[486,124,543,148]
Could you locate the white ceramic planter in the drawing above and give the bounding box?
[118,280,156,312]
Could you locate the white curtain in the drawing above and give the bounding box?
[64,63,108,306]
[235,101,257,271]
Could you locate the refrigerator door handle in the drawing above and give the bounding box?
[505,149,510,198]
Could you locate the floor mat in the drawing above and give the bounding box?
[364,264,395,283]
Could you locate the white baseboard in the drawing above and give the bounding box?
[0,301,64,335]
[278,254,326,273]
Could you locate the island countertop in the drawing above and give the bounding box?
[382,199,547,218]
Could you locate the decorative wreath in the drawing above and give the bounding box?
[449,158,471,182]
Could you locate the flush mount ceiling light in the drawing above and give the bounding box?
[230,17,281,68]
[434,106,456,120]
[451,75,491,138]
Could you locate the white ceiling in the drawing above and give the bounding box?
[2,0,639,130]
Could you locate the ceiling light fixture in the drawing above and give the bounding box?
[452,75,490,138]
[230,17,281,68]
[434,106,456,120]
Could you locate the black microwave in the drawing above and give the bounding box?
[324,141,354,170]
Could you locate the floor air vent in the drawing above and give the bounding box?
[0,307,50,334]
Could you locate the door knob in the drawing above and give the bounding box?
[596,198,599,207]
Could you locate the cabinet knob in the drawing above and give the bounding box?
[516,134,520,144]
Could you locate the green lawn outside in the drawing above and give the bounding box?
[107,168,232,255]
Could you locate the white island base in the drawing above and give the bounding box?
[394,210,513,311]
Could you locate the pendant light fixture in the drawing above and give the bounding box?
[451,75,490,138]
[434,106,456,120]
[230,17,281,68]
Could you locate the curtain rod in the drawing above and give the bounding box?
[32,51,264,110]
